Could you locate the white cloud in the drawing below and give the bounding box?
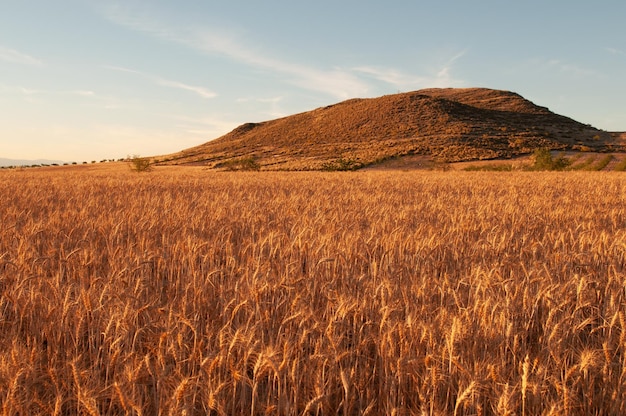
[353,50,467,91]
[353,65,461,90]
[153,78,216,99]
[18,87,44,95]
[105,65,216,98]
[167,114,239,135]
[546,59,597,77]
[100,5,370,99]
[100,4,473,100]
[605,47,625,56]
[71,90,96,97]
[1,85,111,102]
[236,96,283,104]
[236,96,287,118]
[0,45,42,66]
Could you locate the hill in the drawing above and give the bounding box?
[158,88,625,170]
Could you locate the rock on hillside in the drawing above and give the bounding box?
[159,88,624,170]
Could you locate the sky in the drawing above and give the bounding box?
[1,0,625,162]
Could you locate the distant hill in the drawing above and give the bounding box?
[158,88,625,170]
[0,158,65,167]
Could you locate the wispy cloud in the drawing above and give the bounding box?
[605,47,625,56]
[167,114,239,138]
[437,49,468,81]
[0,84,99,98]
[154,78,216,99]
[353,50,467,91]
[0,83,137,113]
[100,4,475,99]
[0,45,43,66]
[546,59,597,77]
[18,87,44,95]
[71,90,97,97]
[100,4,369,99]
[236,96,287,118]
[106,65,216,98]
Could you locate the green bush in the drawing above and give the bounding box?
[129,155,152,172]
[570,155,597,171]
[321,157,363,171]
[218,156,261,171]
[613,158,626,172]
[528,149,571,171]
[463,164,514,172]
[588,154,614,171]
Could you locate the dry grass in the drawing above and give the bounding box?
[162,88,620,170]
[1,165,625,415]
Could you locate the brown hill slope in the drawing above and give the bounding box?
[159,88,624,170]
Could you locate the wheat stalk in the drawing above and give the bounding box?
[0,167,624,413]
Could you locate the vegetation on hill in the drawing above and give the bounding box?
[159,88,624,170]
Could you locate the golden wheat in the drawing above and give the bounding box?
[0,165,625,414]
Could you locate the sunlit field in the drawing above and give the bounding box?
[1,165,625,415]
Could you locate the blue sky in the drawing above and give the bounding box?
[1,1,625,162]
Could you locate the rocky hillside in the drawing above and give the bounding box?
[159,88,625,170]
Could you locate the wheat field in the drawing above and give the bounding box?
[1,165,625,415]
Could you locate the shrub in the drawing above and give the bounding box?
[589,154,614,171]
[570,155,597,171]
[463,164,514,172]
[528,148,571,171]
[217,156,261,171]
[614,157,626,172]
[129,155,153,172]
[321,157,363,171]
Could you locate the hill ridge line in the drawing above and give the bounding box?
[158,88,625,170]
